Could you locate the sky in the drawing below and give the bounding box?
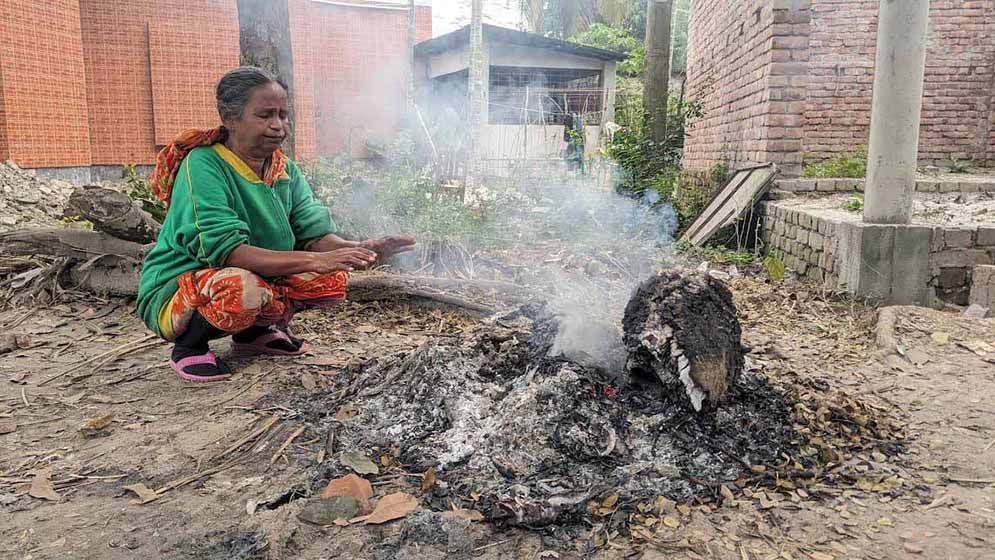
[431,0,525,36]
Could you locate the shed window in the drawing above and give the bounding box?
[488,66,603,125]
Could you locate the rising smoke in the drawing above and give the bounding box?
[304,29,678,376]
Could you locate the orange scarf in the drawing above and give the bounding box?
[150,127,289,208]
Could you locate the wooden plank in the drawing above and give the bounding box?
[681,164,777,247]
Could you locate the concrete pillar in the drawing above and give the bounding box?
[601,61,617,127]
[467,0,486,178]
[863,0,930,225]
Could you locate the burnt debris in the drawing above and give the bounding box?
[287,272,810,528]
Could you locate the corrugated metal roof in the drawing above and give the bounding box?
[414,24,627,62]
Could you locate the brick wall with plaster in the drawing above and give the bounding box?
[0,0,431,171]
[0,0,92,167]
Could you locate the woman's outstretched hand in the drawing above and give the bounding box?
[360,235,417,261]
[309,247,378,273]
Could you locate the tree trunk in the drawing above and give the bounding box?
[67,186,161,244]
[623,270,743,412]
[644,0,673,143]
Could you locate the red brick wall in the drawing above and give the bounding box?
[0,65,8,161]
[0,0,91,167]
[287,0,432,160]
[80,0,239,166]
[0,0,428,168]
[802,0,876,166]
[683,0,776,172]
[921,0,995,165]
[805,0,995,166]
[685,0,995,175]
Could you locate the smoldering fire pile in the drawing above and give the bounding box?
[286,271,808,529]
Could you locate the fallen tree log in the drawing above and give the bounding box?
[58,268,530,314]
[0,228,149,261]
[623,270,744,411]
[67,186,161,244]
[0,228,534,311]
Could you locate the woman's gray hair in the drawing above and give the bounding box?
[216,66,288,122]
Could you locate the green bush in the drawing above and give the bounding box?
[299,157,483,242]
[569,24,645,77]
[123,164,166,223]
[802,149,867,178]
[607,97,703,193]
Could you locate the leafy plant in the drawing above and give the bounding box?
[569,23,644,76]
[763,253,786,282]
[607,97,703,193]
[802,149,867,179]
[123,164,166,223]
[300,157,484,243]
[683,244,754,265]
[709,162,730,187]
[946,155,971,174]
[841,194,864,212]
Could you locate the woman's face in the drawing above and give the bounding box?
[226,82,290,157]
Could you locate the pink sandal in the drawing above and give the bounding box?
[170,352,232,382]
[231,329,312,356]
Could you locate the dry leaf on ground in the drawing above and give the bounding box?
[0,422,16,435]
[420,468,437,493]
[299,496,360,526]
[123,483,160,504]
[334,405,359,421]
[364,492,418,524]
[29,468,60,501]
[340,450,379,475]
[907,348,930,366]
[83,414,114,430]
[321,473,373,509]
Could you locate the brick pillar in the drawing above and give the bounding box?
[764,1,811,176]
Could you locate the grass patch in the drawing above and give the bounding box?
[840,194,864,212]
[803,149,867,179]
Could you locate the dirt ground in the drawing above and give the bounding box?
[0,273,993,560]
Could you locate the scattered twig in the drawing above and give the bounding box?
[473,539,511,553]
[39,333,157,385]
[269,425,306,465]
[2,308,37,330]
[946,476,995,484]
[211,369,272,408]
[215,415,281,460]
[104,365,157,386]
[90,340,163,373]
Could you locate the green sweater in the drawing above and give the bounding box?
[137,144,335,336]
